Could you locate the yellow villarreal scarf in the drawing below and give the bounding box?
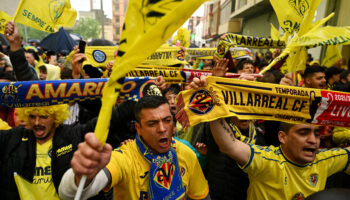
[228,121,257,144]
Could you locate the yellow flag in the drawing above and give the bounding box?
[85,46,119,67]
[290,26,350,48]
[270,23,280,40]
[14,173,59,200]
[270,0,312,34]
[0,11,12,34]
[322,45,342,68]
[94,0,209,145]
[13,0,77,33]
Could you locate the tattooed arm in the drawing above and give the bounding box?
[209,118,251,166]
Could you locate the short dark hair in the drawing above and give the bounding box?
[237,59,254,70]
[303,66,326,79]
[134,96,169,122]
[162,86,180,97]
[340,70,350,81]
[25,49,39,61]
[325,67,342,81]
[279,122,295,134]
[38,65,47,74]
[0,71,16,81]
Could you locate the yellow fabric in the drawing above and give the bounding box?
[0,118,11,130]
[333,127,350,147]
[13,0,77,33]
[32,139,59,199]
[142,47,188,66]
[322,45,342,67]
[85,46,119,67]
[260,0,331,74]
[94,0,208,145]
[177,76,322,127]
[229,121,257,144]
[14,139,59,200]
[0,11,12,34]
[270,0,312,34]
[42,64,61,80]
[290,26,350,48]
[187,48,216,58]
[126,68,184,83]
[270,23,280,40]
[242,145,350,200]
[214,33,285,59]
[175,27,190,48]
[106,140,209,199]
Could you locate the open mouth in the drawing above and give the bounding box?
[159,138,170,148]
[33,126,46,135]
[303,147,317,155]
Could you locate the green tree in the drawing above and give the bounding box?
[72,18,101,40]
[17,24,49,42]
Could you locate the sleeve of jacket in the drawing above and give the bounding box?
[9,48,38,81]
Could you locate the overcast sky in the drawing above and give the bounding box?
[70,0,204,19]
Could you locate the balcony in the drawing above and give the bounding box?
[219,19,242,34]
[230,0,271,18]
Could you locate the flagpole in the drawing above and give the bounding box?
[74,176,86,200]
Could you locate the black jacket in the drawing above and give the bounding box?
[0,119,97,199]
[9,48,38,81]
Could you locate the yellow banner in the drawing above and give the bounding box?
[0,11,12,34]
[85,46,118,67]
[126,68,184,83]
[187,48,216,58]
[222,33,285,48]
[215,34,285,58]
[95,0,209,145]
[13,0,77,33]
[177,76,350,128]
[142,47,188,66]
[322,45,342,68]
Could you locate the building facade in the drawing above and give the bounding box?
[112,0,128,43]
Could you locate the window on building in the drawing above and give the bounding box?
[237,0,247,9]
[231,0,236,12]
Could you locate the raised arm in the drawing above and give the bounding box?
[5,22,38,80]
[209,118,251,166]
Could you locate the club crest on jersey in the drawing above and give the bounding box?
[153,162,175,190]
[180,167,185,177]
[188,88,219,115]
[309,173,318,187]
[292,192,305,200]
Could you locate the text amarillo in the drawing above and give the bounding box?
[25,82,105,99]
[222,91,308,112]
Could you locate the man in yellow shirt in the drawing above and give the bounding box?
[190,75,350,199]
[59,96,209,199]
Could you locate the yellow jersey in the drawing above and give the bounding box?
[33,139,59,200]
[106,139,209,199]
[241,145,350,200]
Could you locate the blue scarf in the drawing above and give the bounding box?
[136,135,185,200]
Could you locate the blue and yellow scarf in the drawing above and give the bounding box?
[136,135,185,200]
